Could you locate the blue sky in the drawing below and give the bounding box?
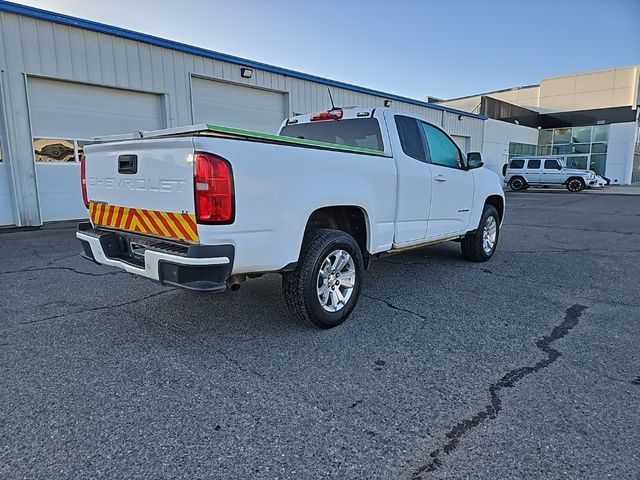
[15,0,640,100]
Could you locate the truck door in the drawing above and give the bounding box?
[386,113,432,244]
[420,122,474,238]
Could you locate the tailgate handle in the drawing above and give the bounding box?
[118,154,138,174]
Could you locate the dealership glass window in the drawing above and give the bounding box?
[553,128,571,144]
[537,145,552,155]
[592,125,609,142]
[571,126,592,144]
[591,142,607,153]
[566,156,588,169]
[572,143,591,154]
[589,154,607,176]
[538,129,552,145]
[509,142,536,162]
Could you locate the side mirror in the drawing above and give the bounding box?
[467,152,483,169]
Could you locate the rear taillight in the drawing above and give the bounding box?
[80,154,89,208]
[194,152,234,223]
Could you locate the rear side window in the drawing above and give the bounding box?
[510,159,525,169]
[544,159,561,170]
[279,118,384,151]
[395,115,426,161]
[527,159,541,169]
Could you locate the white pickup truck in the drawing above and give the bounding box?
[77,107,504,328]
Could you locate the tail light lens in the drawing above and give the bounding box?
[80,154,89,208]
[194,152,234,223]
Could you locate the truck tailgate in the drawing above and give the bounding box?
[83,137,199,243]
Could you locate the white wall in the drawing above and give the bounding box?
[481,119,538,177]
[0,164,15,225]
[606,122,638,184]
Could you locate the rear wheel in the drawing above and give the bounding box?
[508,176,526,191]
[461,205,500,262]
[282,229,364,328]
[566,177,585,192]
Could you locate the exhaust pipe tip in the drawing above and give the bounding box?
[226,274,246,292]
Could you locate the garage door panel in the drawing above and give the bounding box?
[27,78,164,221]
[192,78,286,133]
[28,78,164,138]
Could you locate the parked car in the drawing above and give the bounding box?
[76,107,505,328]
[504,157,598,192]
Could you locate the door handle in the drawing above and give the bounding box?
[435,174,447,182]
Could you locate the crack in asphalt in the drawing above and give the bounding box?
[0,266,123,278]
[411,304,588,479]
[362,293,429,321]
[19,289,176,325]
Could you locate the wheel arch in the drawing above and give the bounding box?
[484,195,505,223]
[303,205,370,259]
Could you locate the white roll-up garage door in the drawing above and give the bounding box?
[191,77,287,134]
[27,78,165,221]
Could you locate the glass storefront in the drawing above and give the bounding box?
[537,125,609,175]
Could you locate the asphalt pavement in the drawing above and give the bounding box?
[1,191,639,479]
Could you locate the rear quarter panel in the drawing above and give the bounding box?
[192,136,397,274]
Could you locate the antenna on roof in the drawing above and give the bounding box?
[327,88,337,111]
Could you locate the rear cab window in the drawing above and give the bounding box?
[279,118,384,151]
[510,159,525,169]
[394,115,426,161]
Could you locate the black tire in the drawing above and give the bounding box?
[508,176,526,191]
[461,205,500,262]
[282,228,364,329]
[566,177,585,192]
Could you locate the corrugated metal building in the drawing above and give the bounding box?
[0,0,485,227]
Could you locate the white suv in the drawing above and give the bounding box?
[503,157,597,192]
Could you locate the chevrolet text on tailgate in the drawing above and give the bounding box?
[77,107,505,328]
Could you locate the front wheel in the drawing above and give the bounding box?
[461,205,500,262]
[566,178,585,192]
[508,177,526,191]
[282,229,364,328]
